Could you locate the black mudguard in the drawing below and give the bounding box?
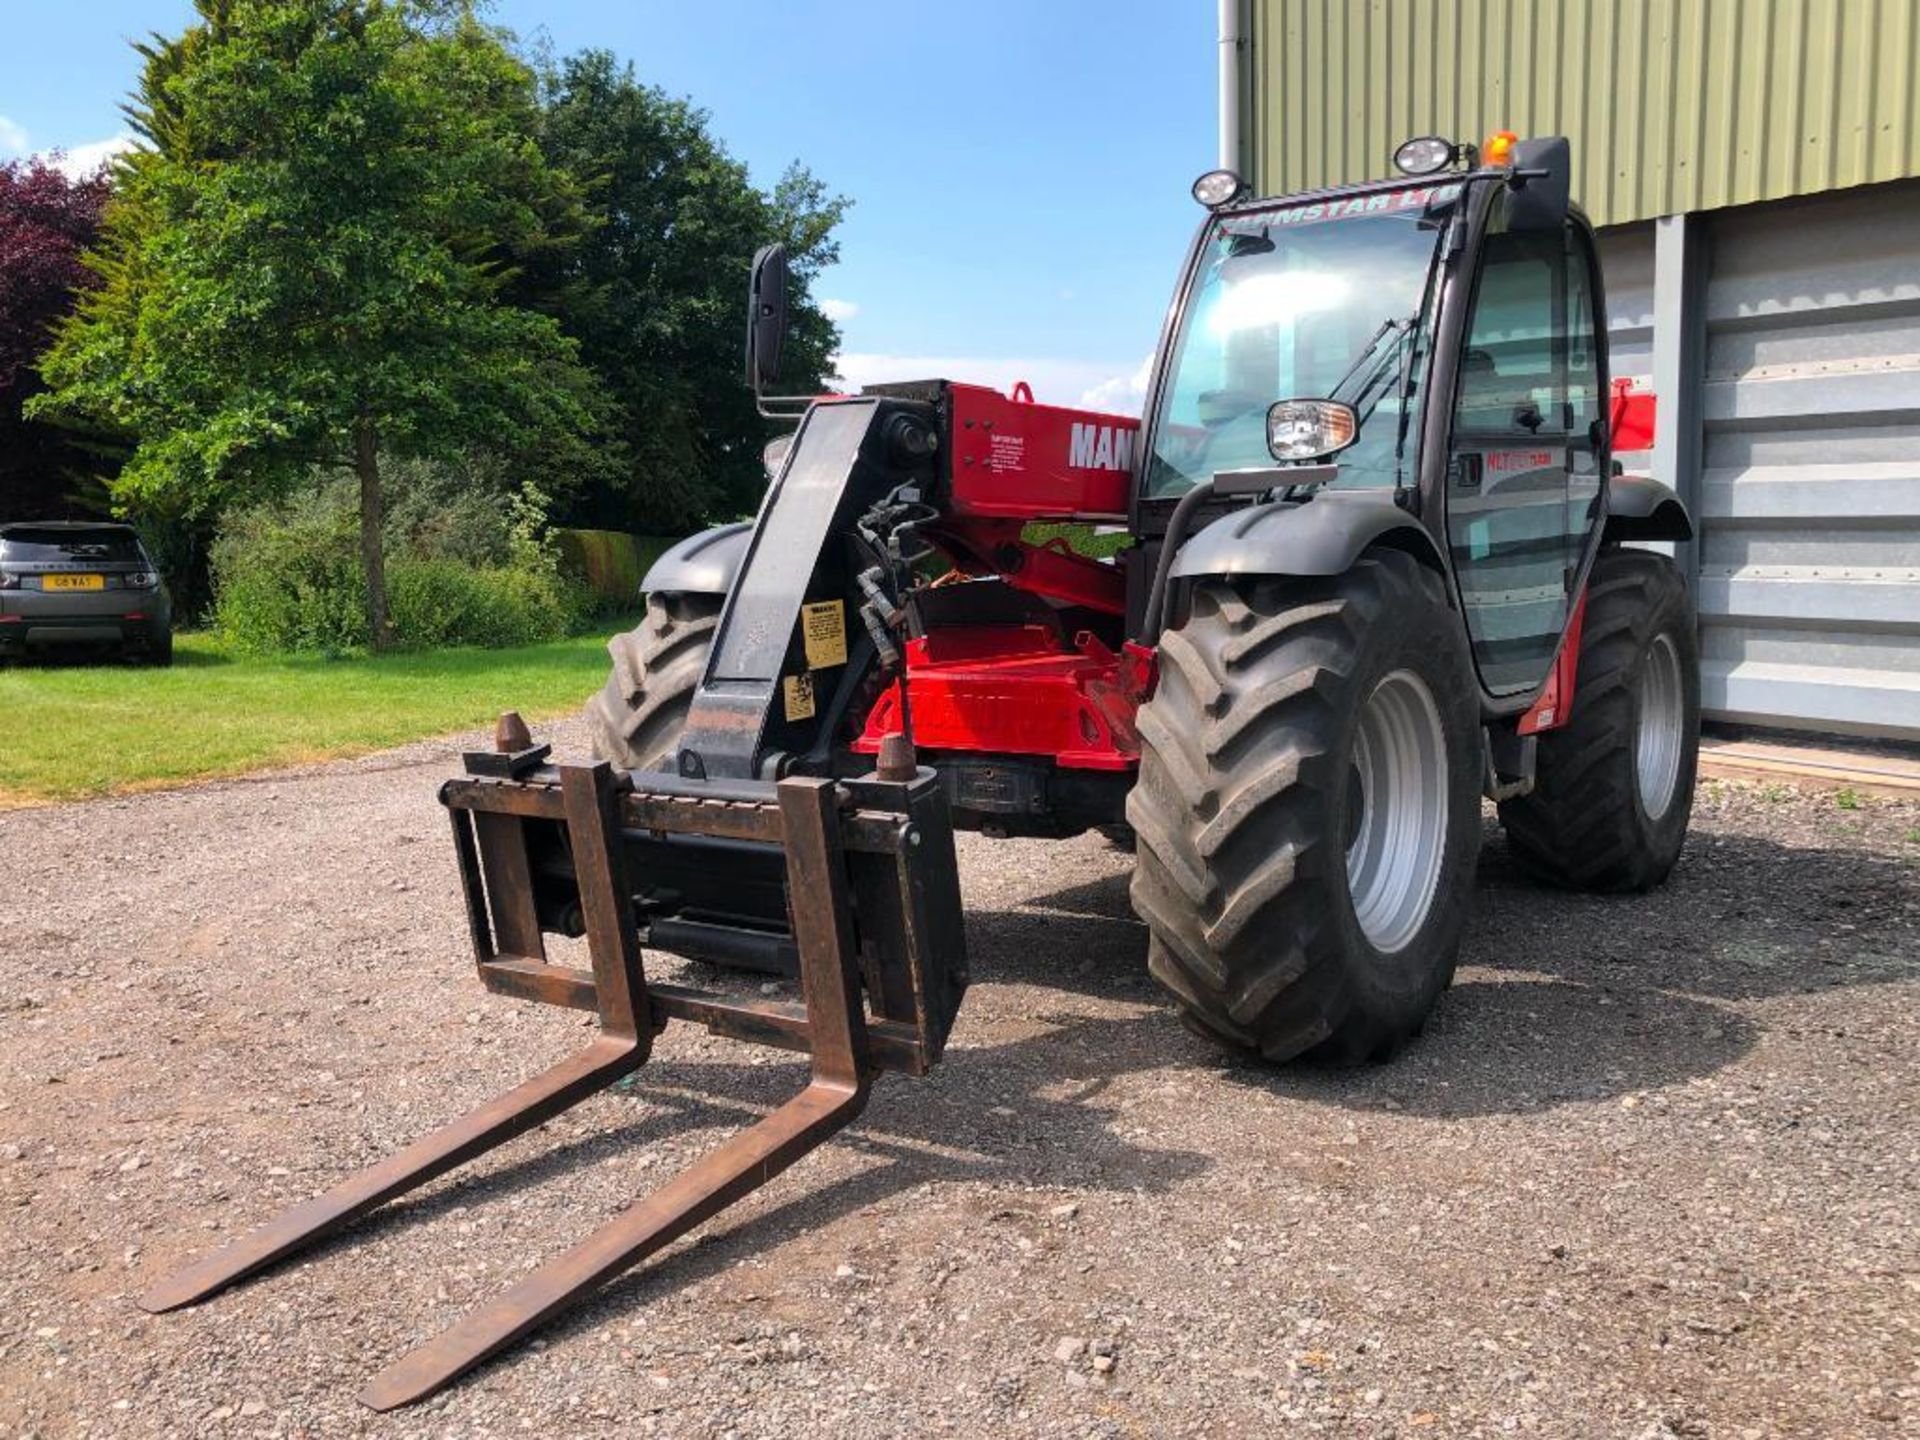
[1170,490,1445,583]
[640,521,753,598]
[1603,473,1693,543]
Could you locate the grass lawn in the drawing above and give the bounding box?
[0,627,628,808]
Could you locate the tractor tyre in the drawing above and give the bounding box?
[586,592,722,771]
[1498,548,1698,892]
[1128,551,1482,1065]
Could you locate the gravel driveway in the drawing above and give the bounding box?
[2,717,1915,1439]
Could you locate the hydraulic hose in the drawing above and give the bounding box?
[1139,477,1217,642]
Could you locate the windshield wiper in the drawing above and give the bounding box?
[1331,313,1419,423]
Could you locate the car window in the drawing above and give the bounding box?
[0,530,146,564]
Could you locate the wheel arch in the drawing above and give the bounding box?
[1168,492,1447,585]
[640,521,753,598]
[1602,473,1693,544]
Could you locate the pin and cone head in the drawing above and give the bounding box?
[495,711,533,753]
[876,731,917,782]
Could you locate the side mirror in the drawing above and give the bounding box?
[1505,136,1570,231]
[745,244,789,392]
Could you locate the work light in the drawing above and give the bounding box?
[1392,135,1458,176]
[1191,169,1248,208]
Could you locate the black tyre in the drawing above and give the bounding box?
[1499,548,1698,891]
[1128,551,1483,1064]
[146,631,174,667]
[586,592,721,771]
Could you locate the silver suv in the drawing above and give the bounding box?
[0,522,174,665]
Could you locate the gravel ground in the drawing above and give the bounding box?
[1,717,1915,1439]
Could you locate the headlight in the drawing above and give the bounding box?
[1267,399,1359,462]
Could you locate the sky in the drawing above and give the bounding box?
[0,0,1219,413]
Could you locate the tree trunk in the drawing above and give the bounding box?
[353,417,393,652]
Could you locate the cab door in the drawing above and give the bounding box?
[1444,205,1606,696]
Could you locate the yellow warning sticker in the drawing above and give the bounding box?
[801,599,849,669]
[782,672,816,722]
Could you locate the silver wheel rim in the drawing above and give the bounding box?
[1636,632,1685,819]
[1345,669,1450,954]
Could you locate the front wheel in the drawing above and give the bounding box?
[1498,548,1699,891]
[586,592,722,771]
[1127,552,1483,1064]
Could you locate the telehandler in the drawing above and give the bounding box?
[142,131,1698,1407]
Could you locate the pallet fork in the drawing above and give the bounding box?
[140,718,966,1410]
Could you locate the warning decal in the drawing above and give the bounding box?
[782,673,817,722]
[801,600,849,669]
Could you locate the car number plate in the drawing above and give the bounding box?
[44,574,105,591]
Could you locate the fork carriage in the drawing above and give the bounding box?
[140,716,966,1410]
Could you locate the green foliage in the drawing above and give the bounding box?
[386,558,569,649]
[523,50,848,532]
[1022,521,1136,560]
[32,0,612,646]
[210,471,582,653]
[1834,787,1863,811]
[552,528,677,612]
[211,486,367,654]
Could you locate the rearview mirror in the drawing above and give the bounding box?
[745,244,789,391]
[1505,136,1570,231]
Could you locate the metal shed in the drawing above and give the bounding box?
[1223,0,1920,741]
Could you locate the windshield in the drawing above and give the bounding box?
[1144,184,1461,499]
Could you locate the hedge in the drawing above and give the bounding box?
[554,528,679,610]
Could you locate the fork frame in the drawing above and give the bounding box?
[139,748,960,1410]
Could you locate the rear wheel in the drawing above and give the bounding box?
[1128,551,1482,1064]
[1499,548,1698,891]
[586,593,721,771]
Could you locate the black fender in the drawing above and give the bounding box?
[1603,473,1693,543]
[640,521,753,597]
[1169,490,1446,583]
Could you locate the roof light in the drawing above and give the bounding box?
[1191,169,1248,209]
[1392,135,1457,176]
[1483,130,1519,166]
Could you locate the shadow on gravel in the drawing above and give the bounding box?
[1472,821,1919,1002]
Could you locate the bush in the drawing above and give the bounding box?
[387,559,571,650]
[211,471,583,654]
[211,487,367,655]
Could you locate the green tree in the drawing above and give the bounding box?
[35,0,601,648]
[529,50,848,532]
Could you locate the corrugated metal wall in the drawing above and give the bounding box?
[1599,180,1920,740]
[1691,181,1920,739]
[1246,0,1920,228]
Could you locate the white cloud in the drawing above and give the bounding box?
[40,135,138,180]
[0,115,29,156]
[830,351,1152,412]
[818,297,860,323]
[1076,354,1156,416]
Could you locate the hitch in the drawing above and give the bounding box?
[139,718,966,1409]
